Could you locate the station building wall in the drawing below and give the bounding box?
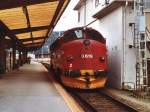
[91,7,124,89]
[77,5,85,26]
[76,0,138,89]
[94,6,137,89]
[123,6,136,88]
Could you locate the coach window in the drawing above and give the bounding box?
[95,0,100,7]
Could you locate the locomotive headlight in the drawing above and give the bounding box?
[83,40,90,46]
[67,56,74,62]
[69,64,73,68]
[99,57,105,63]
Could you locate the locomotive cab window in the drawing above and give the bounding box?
[63,30,83,42]
[85,29,106,43]
[74,30,83,39]
[63,31,76,41]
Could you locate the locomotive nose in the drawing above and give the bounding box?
[85,72,90,83]
[83,39,90,46]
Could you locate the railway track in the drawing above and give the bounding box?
[42,63,138,112]
[68,89,138,112]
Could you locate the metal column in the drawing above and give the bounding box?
[12,42,16,69]
[0,31,6,74]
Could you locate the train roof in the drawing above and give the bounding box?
[50,27,106,51]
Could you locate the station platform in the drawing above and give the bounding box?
[0,61,71,112]
[104,88,150,112]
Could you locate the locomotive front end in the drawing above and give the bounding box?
[61,39,108,89]
[50,27,108,89]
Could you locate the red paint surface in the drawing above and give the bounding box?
[51,39,108,71]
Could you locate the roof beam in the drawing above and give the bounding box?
[22,6,34,43]
[74,0,85,10]
[11,26,50,34]
[20,37,47,42]
[0,0,58,10]
[25,46,41,51]
[47,0,67,36]
[0,21,21,43]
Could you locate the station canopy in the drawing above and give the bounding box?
[0,0,70,51]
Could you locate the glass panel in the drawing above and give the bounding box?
[0,7,27,29]
[23,41,33,45]
[28,1,59,27]
[32,30,48,38]
[33,39,44,43]
[75,30,83,38]
[16,33,30,39]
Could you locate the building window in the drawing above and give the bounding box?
[95,0,100,7]
[105,0,109,5]
[78,11,80,22]
[95,0,109,7]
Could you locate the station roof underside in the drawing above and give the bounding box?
[0,0,70,51]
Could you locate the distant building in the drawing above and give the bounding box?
[74,0,150,90]
[34,31,64,58]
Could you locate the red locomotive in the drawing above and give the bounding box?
[50,27,108,89]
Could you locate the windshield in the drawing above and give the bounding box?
[74,30,83,39]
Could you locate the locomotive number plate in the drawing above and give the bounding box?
[81,54,93,59]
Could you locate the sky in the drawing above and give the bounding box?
[54,0,79,31]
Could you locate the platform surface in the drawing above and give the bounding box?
[0,61,71,112]
[104,88,150,112]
